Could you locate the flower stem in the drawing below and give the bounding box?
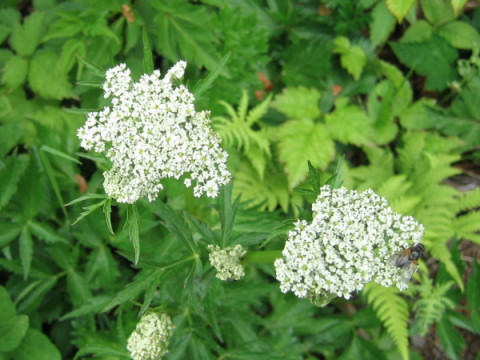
[243,250,282,264]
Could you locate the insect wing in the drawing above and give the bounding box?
[399,260,418,283]
[387,252,411,268]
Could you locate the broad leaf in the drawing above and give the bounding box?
[386,0,416,22]
[272,87,321,120]
[438,21,480,50]
[2,55,27,89]
[10,12,45,56]
[12,328,61,360]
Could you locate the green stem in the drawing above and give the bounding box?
[243,250,283,264]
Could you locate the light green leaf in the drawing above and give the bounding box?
[400,20,433,43]
[28,51,76,100]
[272,87,321,120]
[10,12,45,56]
[127,203,140,265]
[2,55,27,89]
[451,0,468,16]
[12,328,61,360]
[324,98,372,146]
[340,45,367,81]
[40,145,81,164]
[386,0,416,22]
[0,314,29,352]
[421,0,455,26]
[277,119,335,187]
[399,98,437,129]
[19,228,33,280]
[370,1,396,47]
[438,21,480,49]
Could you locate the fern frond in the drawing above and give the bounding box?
[450,187,480,213]
[412,276,455,336]
[213,90,272,158]
[452,212,480,244]
[427,239,463,291]
[364,283,409,360]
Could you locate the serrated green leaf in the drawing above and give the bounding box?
[27,221,67,243]
[153,1,220,70]
[17,277,57,314]
[40,145,81,164]
[0,123,21,156]
[127,203,140,264]
[67,270,92,307]
[386,0,416,23]
[324,98,372,145]
[467,260,480,333]
[0,314,29,352]
[150,200,197,254]
[2,55,27,89]
[218,183,239,248]
[28,51,76,100]
[0,222,22,247]
[421,0,455,26]
[142,26,154,74]
[0,154,29,208]
[364,283,409,360]
[75,54,105,78]
[192,51,231,99]
[272,87,321,120]
[103,198,114,234]
[339,45,367,81]
[10,12,45,56]
[400,20,433,43]
[277,119,335,187]
[282,37,333,87]
[437,316,464,360]
[60,296,110,321]
[65,193,108,206]
[102,269,163,312]
[390,34,458,90]
[0,286,16,321]
[18,152,44,219]
[370,2,396,47]
[339,335,387,360]
[12,328,61,360]
[438,21,480,50]
[19,227,33,280]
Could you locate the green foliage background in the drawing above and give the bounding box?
[1,0,480,359]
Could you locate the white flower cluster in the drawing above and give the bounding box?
[208,244,247,281]
[77,61,231,203]
[127,312,175,360]
[274,185,424,303]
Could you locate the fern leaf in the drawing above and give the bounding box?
[412,276,455,336]
[277,119,335,187]
[427,239,463,291]
[237,89,249,125]
[452,212,480,244]
[233,161,290,212]
[450,187,480,213]
[364,283,409,360]
[246,93,272,126]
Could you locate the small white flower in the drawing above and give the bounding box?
[77,61,231,203]
[274,185,424,304]
[208,244,247,281]
[127,312,175,360]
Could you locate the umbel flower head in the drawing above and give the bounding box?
[77,61,230,203]
[208,244,246,281]
[127,312,175,360]
[274,185,424,306]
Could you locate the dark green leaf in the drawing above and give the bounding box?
[127,204,140,264]
[0,154,29,208]
[0,222,22,247]
[437,316,465,360]
[18,151,44,219]
[142,26,154,74]
[40,145,81,164]
[339,335,387,360]
[75,54,105,78]
[191,51,231,99]
[390,34,458,90]
[103,198,114,234]
[0,286,16,321]
[28,221,67,243]
[150,200,197,254]
[12,328,61,360]
[0,123,21,157]
[218,183,239,248]
[19,227,33,280]
[467,259,480,333]
[0,314,29,352]
[17,277,57,313]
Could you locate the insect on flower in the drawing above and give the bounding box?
[388,243,425,284]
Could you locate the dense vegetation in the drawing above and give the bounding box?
[1,0,480,359]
